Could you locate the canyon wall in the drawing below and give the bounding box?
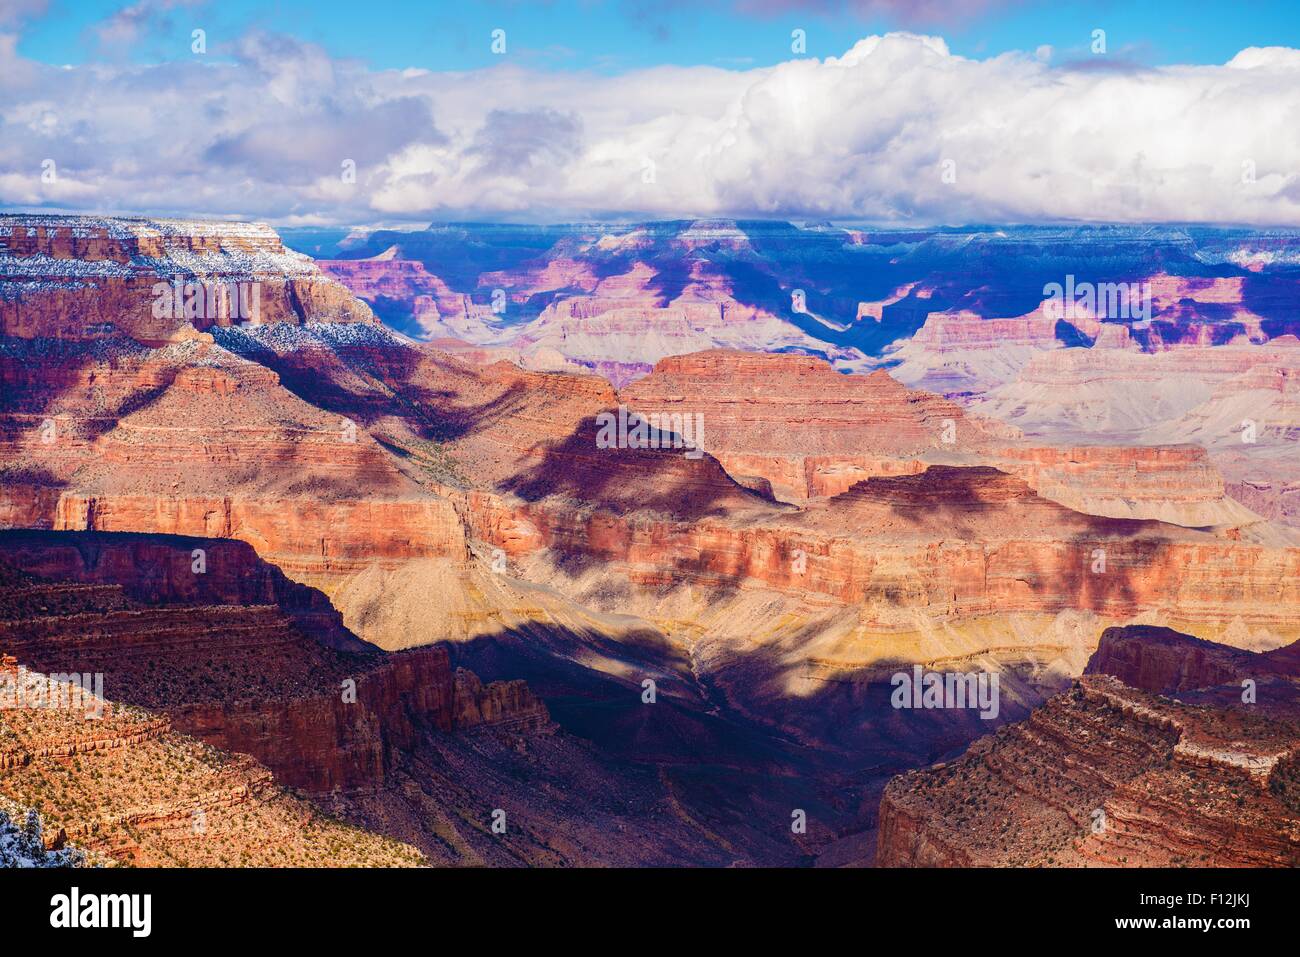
[1,215,375,342]
[466,466,1300,636]
[0,532,549,793]
[877,627,1300,867]
[619,350,1258,526]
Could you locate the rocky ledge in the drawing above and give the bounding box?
[877,626,1300,867]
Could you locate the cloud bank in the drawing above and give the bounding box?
[1,27,1298,225]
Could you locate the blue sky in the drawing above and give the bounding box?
[17,0,1300,73]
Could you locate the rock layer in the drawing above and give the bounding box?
[1,215,376,342]
[0,531,549,793]
[877,627,1300,867]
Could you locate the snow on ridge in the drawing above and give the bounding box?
[0,333,151,362]
[0,253,316,286]
[0,213,279,241]
[0,252,136,279]
[137,247,318,280]
[1,238,323,284]
[0,279,94,300]
[212,319,405,356]
[0,214,316,279]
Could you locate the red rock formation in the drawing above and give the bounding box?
[0,696,423,866]
[0,331,467,583]
[624,351,1263,527]
[180,331,1297,644]
[464,463,1300,635]
[877,675,1300,867]
[877,621,1300,867]
[452,668,552,731]
[620,349,1242,524]
[0,532,549,793]
[621,349,1014,502]
[1085,624,1299,695]
[0,215,375,342]
[6,292,1295,664]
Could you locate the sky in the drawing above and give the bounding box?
[2,0,1299,226]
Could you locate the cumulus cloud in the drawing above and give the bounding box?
[0,29,1298,225]
[468,109,584,179]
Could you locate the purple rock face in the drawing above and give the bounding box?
[290,220,1300,366]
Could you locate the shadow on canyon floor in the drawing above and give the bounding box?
[443,618,1050,865]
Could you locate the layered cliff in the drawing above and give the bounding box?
[465,464,1300,632]
[876,627,1300,867]
[0,701,426,866]
[968,338,1300,525]
[0,532,550,793]
[620,349,1011,502]
[1083,624,1300,695]
[0,328,466,583]
[0,550,427,865]
[990,443,1261,527]
[619,349,1258,527]
[1,215,375,342]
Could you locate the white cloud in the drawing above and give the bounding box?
[0,30,1298,225]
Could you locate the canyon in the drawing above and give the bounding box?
[307,218,1300,528]
[0,531,786,866]
[302,221,1300,378]
[2,213,1298,868]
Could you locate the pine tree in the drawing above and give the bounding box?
[0,807,89,867]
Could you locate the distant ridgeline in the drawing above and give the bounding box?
[289,219,1300,365]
